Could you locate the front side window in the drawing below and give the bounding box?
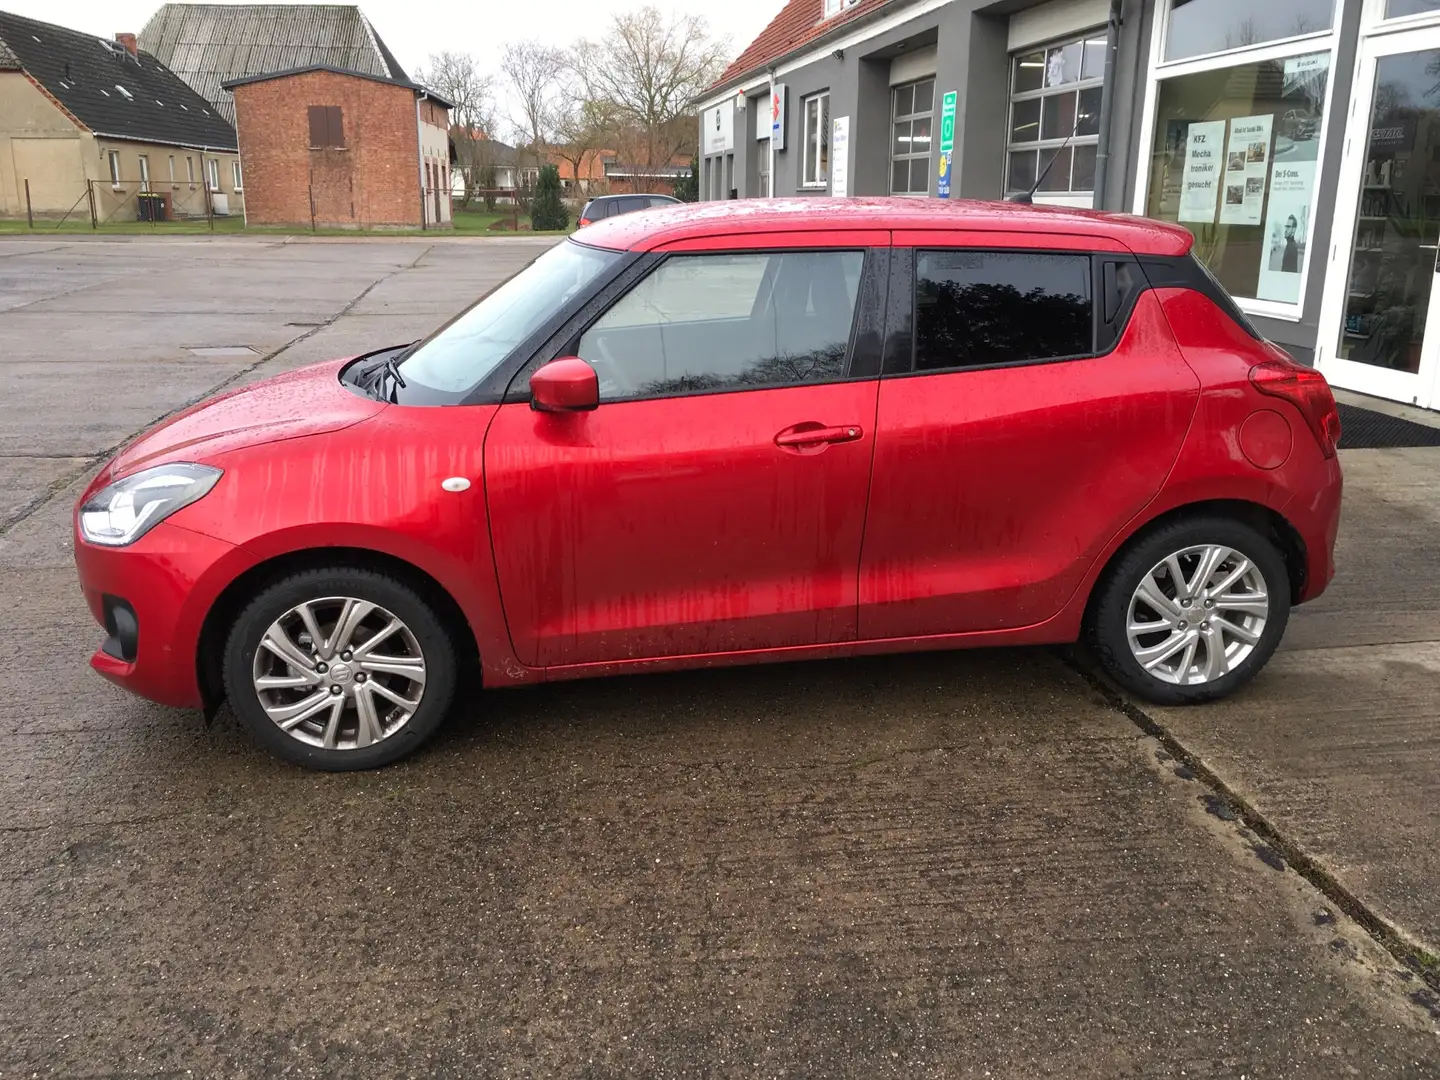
[915,250,1093,371]
[578,251,864,400]
[1164,0,1334,63]
[802,92,830,188]
[398,240,621,395]
[1143,50,1330,306]
[1007,33,1105,198]
[891,78,934,196]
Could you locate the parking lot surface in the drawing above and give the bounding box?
[1,236,1437,1077]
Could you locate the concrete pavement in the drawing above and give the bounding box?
[1,235,1437,1077]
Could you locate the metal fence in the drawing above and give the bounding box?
[16,177,230,229]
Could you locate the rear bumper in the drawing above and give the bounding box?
[74,519,255,708]
[1284,453,1343,603]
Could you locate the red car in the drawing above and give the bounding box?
[74,199,1343,770]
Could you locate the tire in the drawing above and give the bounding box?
[1086,516,1291,706]
[223,567,458,770]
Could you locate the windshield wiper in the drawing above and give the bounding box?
[358,347,411,402]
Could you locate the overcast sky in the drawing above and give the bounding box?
[6,0,774,90]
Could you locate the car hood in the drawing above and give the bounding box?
[107,359,385,478]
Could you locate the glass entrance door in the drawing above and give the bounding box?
[1320,27,1440,409]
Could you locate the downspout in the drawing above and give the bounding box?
[1092,0,1123,211]
[768,67,777,198]
[416,94,428,229]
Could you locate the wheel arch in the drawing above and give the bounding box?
[196,546,481,714]
[1083,498,1307,630]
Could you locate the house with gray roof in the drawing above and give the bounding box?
[139,3,407,125]
[0,9,243,222]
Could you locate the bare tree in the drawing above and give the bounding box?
[501,39,567,171]
[552,83,618,197]
[415,51,497,207]
[575,8,728,187]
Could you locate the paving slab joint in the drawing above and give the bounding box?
[1060,646,1440,995]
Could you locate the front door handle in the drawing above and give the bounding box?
[774,423,864,450]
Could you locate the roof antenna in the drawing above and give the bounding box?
[1008,108,1084,204]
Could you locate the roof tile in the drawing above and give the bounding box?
[715,0,897,88]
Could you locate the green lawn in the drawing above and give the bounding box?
[0,207,571,238]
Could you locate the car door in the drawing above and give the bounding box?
[483,232,888,668]
[857,231,1201,639]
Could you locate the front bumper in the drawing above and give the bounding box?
[74,519,255,708]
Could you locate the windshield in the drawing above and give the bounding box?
[397,240,621,395]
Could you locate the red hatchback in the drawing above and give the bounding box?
[74,200,1342,770]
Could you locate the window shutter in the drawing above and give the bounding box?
[327,106,345,149]
[308,106,326,148]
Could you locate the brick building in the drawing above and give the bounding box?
[223,66,451,229]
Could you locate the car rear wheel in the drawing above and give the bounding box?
[223,568,457,770]
[1087,516,1290,705]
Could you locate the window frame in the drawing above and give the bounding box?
[801,91,831,189]
[206,158,220,192]
[890,77,935,197]
[1132,1,1341,320]
[232,159,243,191]
[107,150,122,187]
[1005,30,1107,201]
[138,154,150,192]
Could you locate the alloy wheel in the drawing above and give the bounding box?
[251,596,427,750]
[1125,544,1270,686]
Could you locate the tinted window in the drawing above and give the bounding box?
[578,251,864,400]
[616,196,649,214]
[647,196,676,208]
[914,250,1093,371]
[581,201,604,220]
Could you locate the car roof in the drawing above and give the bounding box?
[574,197,1193,256]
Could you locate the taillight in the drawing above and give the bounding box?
[1249,358,1341,459]
[578,217,592,227]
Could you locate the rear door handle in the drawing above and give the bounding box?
[774,423,864,448]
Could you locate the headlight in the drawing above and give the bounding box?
[79,463,222,547]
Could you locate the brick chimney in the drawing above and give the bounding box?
[115,33,137,56]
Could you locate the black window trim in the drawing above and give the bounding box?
[503,245,889,406]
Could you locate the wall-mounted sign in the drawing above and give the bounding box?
[831,116,849,197]
[771,84,787,152]
[702,103,734,156]
[1178,119,1225,223]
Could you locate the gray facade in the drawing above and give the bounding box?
[701,0,1440,411]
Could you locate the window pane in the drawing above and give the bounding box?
[1007,149,1038,193]
[1038,146,1073,192]
[819,94,830,182]
[1072,144,1098,191]
[1013,50,1044,93]
[892,119,912,157]
[911,116,932,155]
[915,251,1093,370]
[1081,36,1107,79]
[1388,0,1440,15]
[1144,51,1330,303]
[1010,98,1041,143]
[910,157,931,195]
[893,83,914,118]
[892,158,910,193]
[1042,91,1077,140]
[1046,41,1082,86]
[1165,0,1334,63]
[1076,86,1102,137]
[578,252,864,399]
[912,79,934,114]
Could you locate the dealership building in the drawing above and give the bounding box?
[696,0,1440,412]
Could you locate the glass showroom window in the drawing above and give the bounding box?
[1163,0,1334,63]
[891,77,934,196]
[1007,32,1106,199]
[802,92,830,188]
[1141,0,1336,311]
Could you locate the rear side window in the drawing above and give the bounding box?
[578,250,864,400]
[616,196,649,214]
[914,250,1093,371]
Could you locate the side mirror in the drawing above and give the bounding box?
[531,357,599,413]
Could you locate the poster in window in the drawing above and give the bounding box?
[831,116,849,198]
[1219,115,1272,226]
[1178,120,1226,223]
[1256,161,1314,304]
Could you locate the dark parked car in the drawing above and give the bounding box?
[578,193,680,227]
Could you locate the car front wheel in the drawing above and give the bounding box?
[1088,517,1291,705]
[223,568,458,770]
